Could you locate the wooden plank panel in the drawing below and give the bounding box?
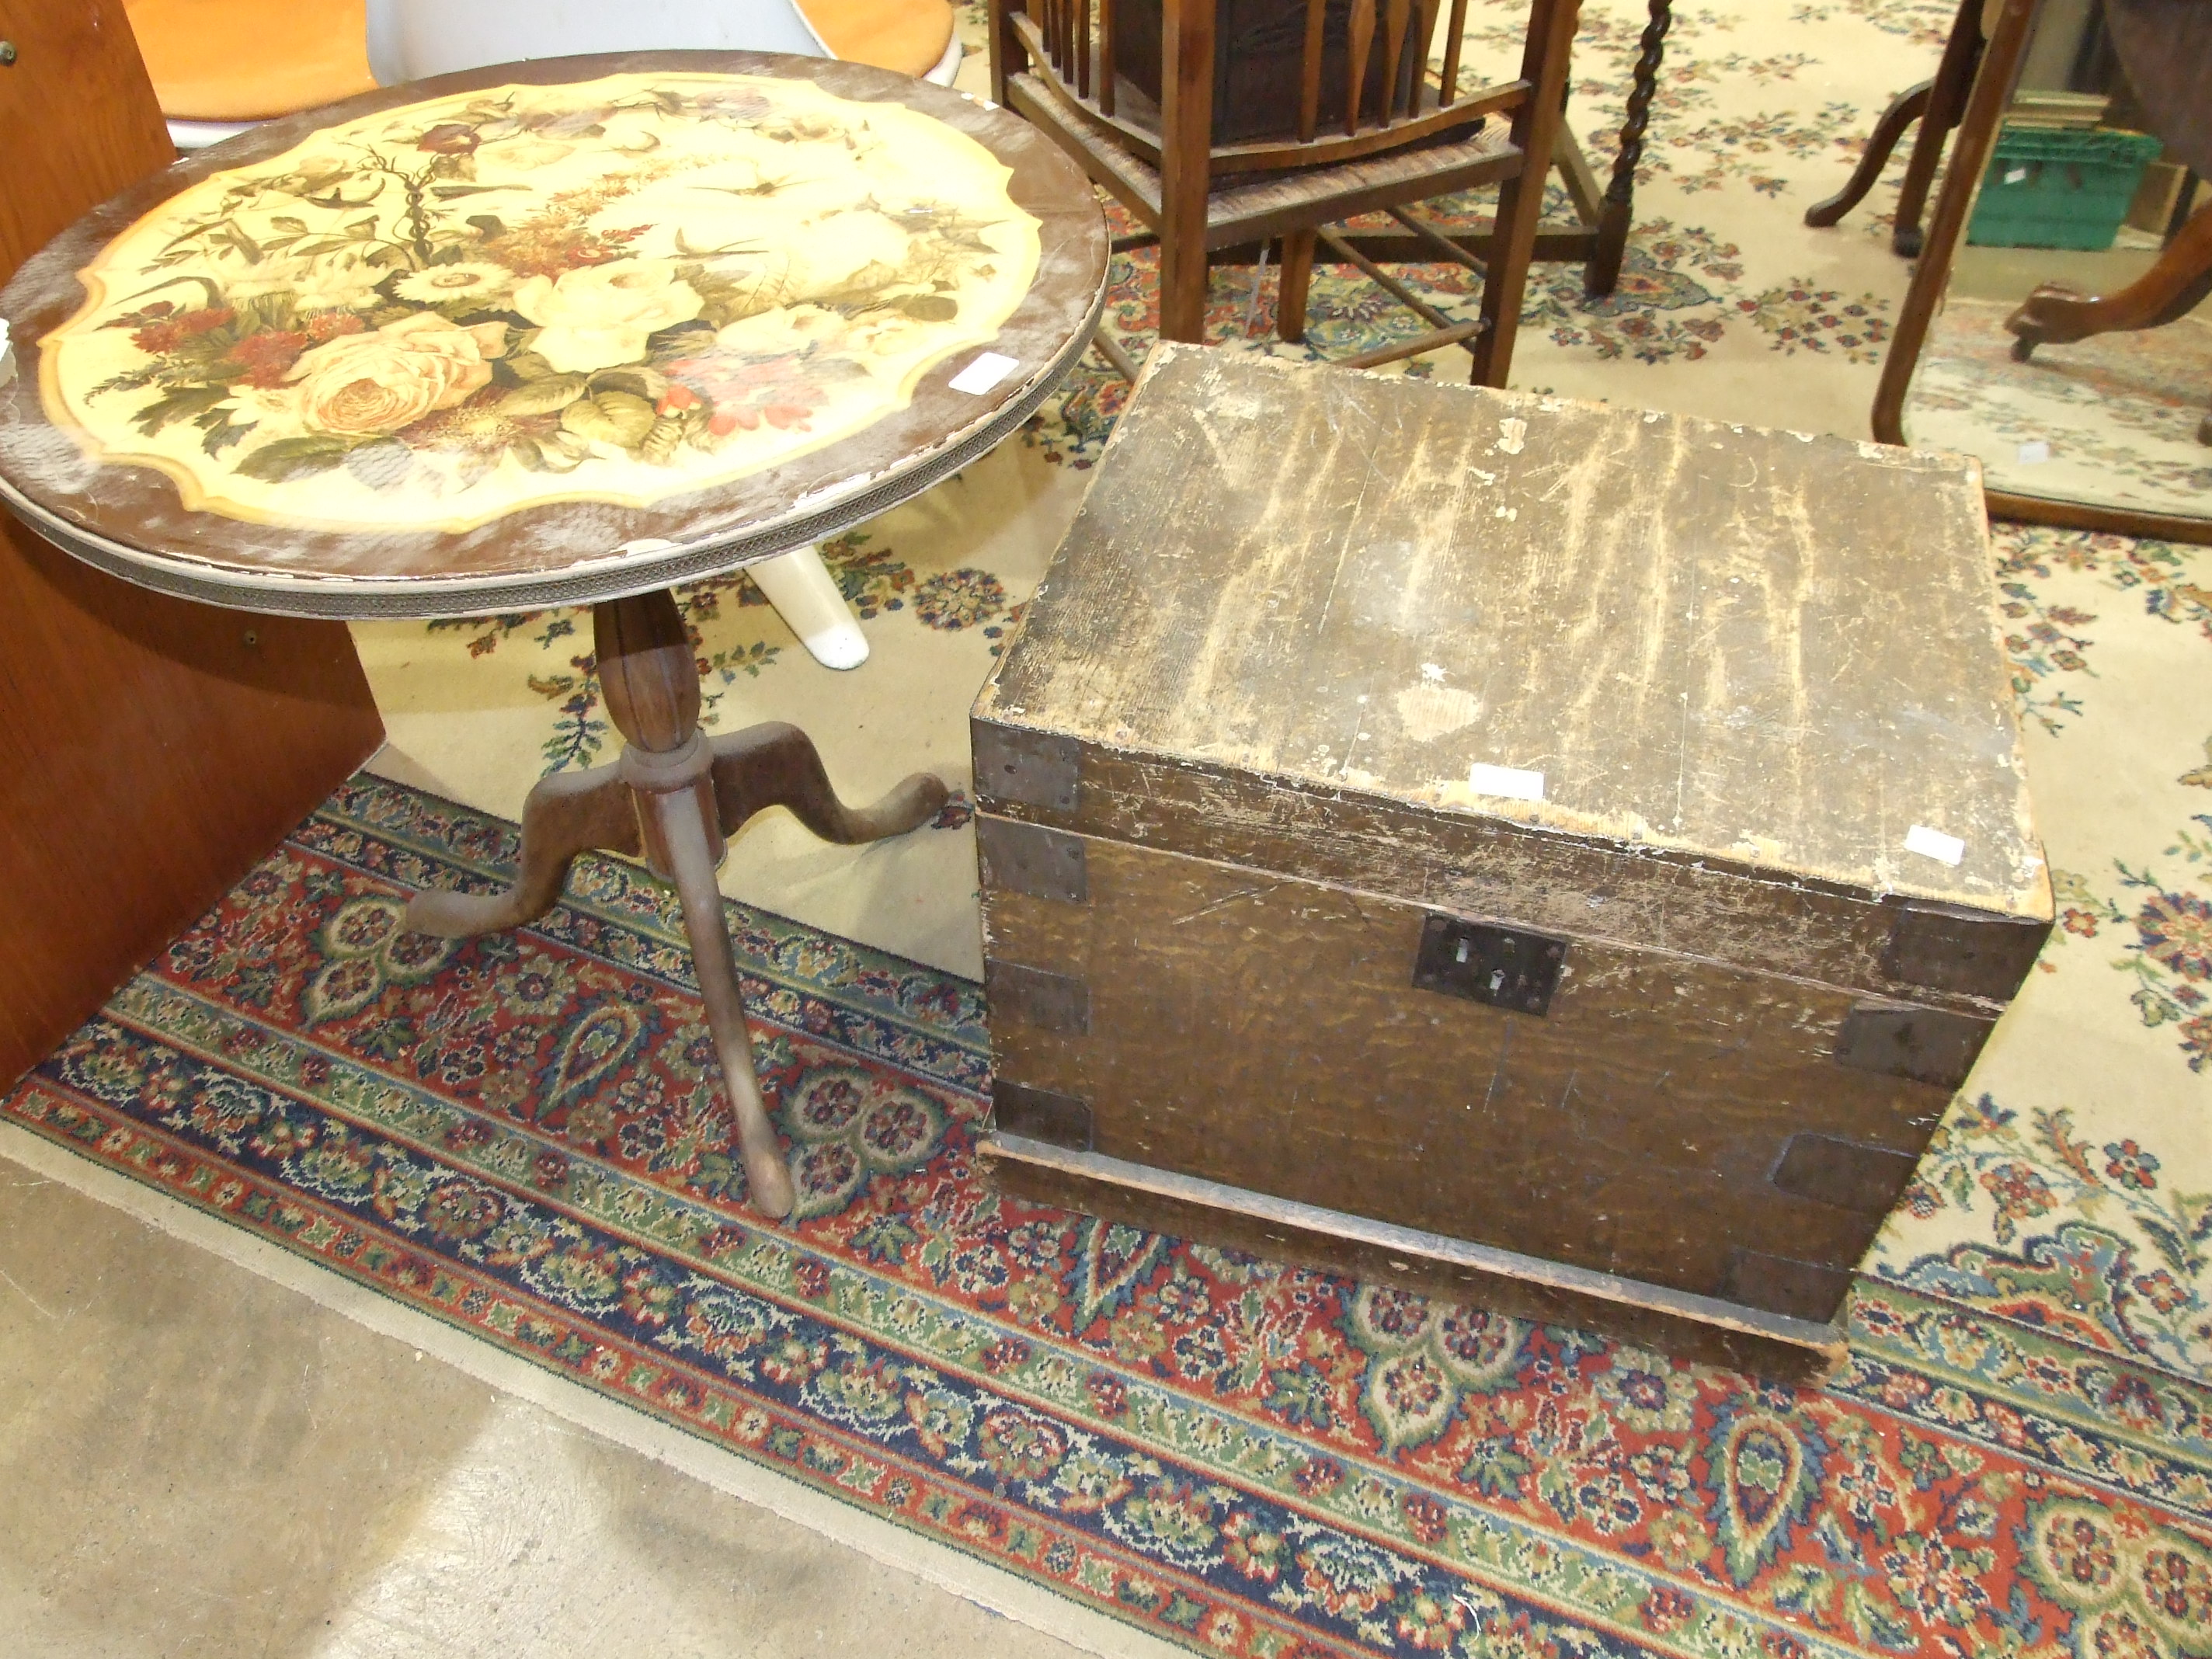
[979,345,2047,925]
[991,750,2031,1014]
[0,0,384,1084]
[981,828,1954,1316]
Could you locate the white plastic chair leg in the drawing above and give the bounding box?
[748,546,870,670]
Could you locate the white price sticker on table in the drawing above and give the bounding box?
[949,352,1021,395]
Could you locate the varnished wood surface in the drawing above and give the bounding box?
[980,1135,1847,1382]
[0,53,1108,617]
[982,830,1953,1313]
[0,516,383,1082]
[0,0,383,1086]
[1871,0,2034,451]
[1981,486,2212,550]
[2005,205,2212,356]
[981,344,2047,921]
[0,0,177,281]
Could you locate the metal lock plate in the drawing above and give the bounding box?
[1880,899,2050,1002]
[1833,1001,1995,1090]
[1412,914,1567,1014]
[985,958,1092,1034]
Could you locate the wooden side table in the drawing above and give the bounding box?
[0,50,1108,1215]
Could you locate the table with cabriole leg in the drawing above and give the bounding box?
[0,49,1108,1216]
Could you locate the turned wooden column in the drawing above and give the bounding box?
[595,589,797,1218]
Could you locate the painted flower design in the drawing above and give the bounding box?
[395,263,516,307]
[288,313,507,437]
[49,73,1042,529]
[513,259,705,374]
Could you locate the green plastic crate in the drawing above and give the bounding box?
[1967,125,2164,251]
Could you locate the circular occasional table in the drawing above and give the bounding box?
[0,50,1108,1217]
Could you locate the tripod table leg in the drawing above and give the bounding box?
[647,781,798,1219]
[405,763,638,938]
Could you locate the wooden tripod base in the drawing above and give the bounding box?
[405,587,948,1219]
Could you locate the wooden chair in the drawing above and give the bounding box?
[1801,0,1983,256]
[989,0,1581,384]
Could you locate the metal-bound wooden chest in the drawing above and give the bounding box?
[971,343,2050,1380]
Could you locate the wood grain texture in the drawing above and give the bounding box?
[970,344,2050,1358]
[0,0,176,281]
[982,827,1955,1316]
[983,749,2030,1014]
[0,3,380,1090]
[979,344,2048,923]
[980,1134,1846,1382]
[0,52,1108,615]
[1008,71,1518,251]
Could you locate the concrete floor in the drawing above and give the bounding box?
[0,1148,1094,1659]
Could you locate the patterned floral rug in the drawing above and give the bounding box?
[8,774,2210,1659]
[25,1,2212,1652]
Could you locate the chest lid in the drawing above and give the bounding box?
[976,346,2047,956]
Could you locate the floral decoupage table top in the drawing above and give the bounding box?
[0,59,1107,610]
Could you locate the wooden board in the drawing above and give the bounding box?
[0,0,384,1086]
[976,343,2049,932]
[0,52,1108,617]
[981,826,1958,1320]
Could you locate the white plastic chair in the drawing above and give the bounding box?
[370,0,958,87]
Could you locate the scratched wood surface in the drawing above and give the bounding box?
[983,833,1954,1319]
[0,53,1107,617]
[978,343,2047,922]
[971,344,2053,1358]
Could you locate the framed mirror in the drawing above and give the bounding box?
[1873,0,2211,544]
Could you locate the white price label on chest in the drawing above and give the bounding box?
[1466,763,1546,802]
[1904,823,1966,866]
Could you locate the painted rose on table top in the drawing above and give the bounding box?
[35,75,1042,534]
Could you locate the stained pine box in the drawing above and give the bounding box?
[971,344,2050,1380]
